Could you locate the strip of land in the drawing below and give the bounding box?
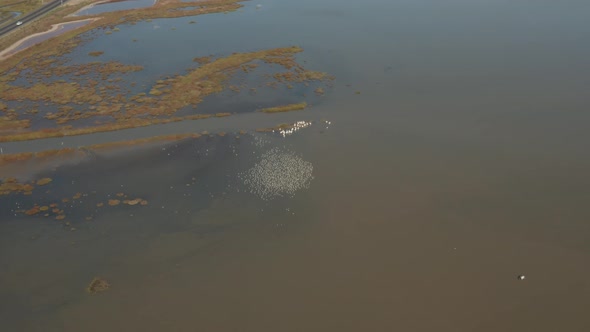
[0,17,98,59]
[259,102,308,113]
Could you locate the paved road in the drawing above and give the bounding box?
[0,0,68,39]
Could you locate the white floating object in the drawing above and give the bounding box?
[517,275,526,280]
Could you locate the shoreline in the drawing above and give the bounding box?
[0,17,100,60]
[66,0,109,16]
[67,0,159,17]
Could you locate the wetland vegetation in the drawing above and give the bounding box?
[0,0,333,147]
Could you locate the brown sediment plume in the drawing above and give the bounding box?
[87,277,110,294]
[259,102,307,113]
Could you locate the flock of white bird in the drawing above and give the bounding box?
[238,119,333,199]
[241,147,314,200]
[274,120,313,137]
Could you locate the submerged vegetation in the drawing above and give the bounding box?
[0,133,203,166]
[87,277,110,294]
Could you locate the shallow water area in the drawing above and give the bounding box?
[0,133,322,328]
[2,0,590,331]
[70,0,156,17]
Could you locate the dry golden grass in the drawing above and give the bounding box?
[193,56,212,64]
[0,0,43,18]
[2,57,269,141]
[124,47,306,118]
[0,117,30,131]
[25,205,40,215]
[0,151,34,165]
[0,115,211,142]
[0,178,34,195]
[108,199,120,206]
[259,102,307,113]
[36,177,52,185]
[0,133,206,169]
[0,46,322,143]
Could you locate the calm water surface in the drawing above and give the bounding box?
[71,0,156,17]
[1,0,590,331]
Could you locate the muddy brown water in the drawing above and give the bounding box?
[2,0,590,331]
